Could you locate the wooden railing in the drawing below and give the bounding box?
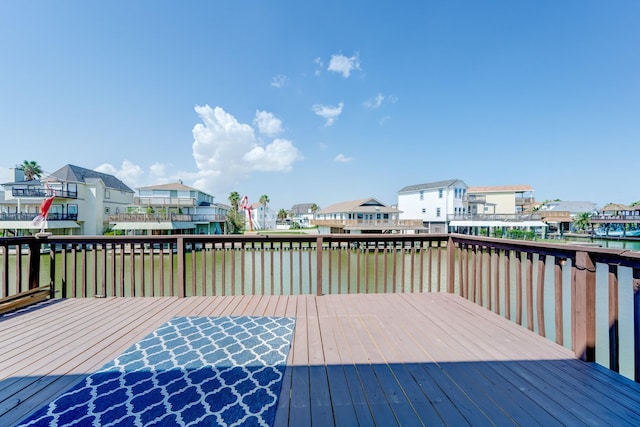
[1,234,639,382]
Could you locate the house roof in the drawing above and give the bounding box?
[317,197,399,215]
[467,185,534,193]
[601,203,630,212]
[398,179,464,193]
[137,181,200,192]
[539,201,598,214]
[291,203,315,215]
[50,165,134,193]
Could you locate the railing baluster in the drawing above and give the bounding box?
[554,257,564,346]
[515,251,522,326]
[608,264,619,372]
[537,254,546,337]
[526,252,534,331]
[505,249,511,320]
[493,247,499,315]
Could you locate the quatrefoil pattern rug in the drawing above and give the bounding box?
[18,316,296,427]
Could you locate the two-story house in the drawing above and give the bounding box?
[449,184,546,236]
[0,164,134,236]
[397,179,468,233]
[109,181,229,235]
[290,203,318,228]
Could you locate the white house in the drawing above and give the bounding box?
[397,179,468,233]
[290,203,317,227]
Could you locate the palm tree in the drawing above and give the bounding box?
[227,191,243,234]
[228,192,240,212]
[259,194,269,228]
[573,212,592,233]
[277,209,288,221]
[19,160,43,181]
[310,203,319,215]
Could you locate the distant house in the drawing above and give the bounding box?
[290,203,317,227]
[397,179,468,233]
[449,184,546,236]
[0,164,134,236]
[465,185,536,216]
[312,197,421,234]
[244,201,277,231]
[538,201,598,235]
[109,181,229,235]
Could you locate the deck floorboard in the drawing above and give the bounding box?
[1,293,640,426]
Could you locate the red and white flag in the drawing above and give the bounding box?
[32,184,55,231]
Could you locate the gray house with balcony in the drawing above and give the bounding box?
[109,181,229,235]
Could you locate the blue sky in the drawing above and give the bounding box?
[1,1,638,210]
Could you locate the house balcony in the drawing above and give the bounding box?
[1,234,640,425]
[447,213,542,222]
[463,194,487,203]
[0,212,78,221]
[11,188,78,199]
[134,196,197,207]
[107,213,226,223]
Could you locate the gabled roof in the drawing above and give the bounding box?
[467,185,534,193]
[317,197,398,214]
[398,179,464,193]
[138,181,199,192]
[50,164,134,193]
[291,203,315,215]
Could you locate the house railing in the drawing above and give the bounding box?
[447,213,543,221]
[0,213,78,221]
[11,188,78,199]
[1,234,639,382]
[107,213,226,222]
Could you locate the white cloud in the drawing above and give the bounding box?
[244,138,300,171]
[271,74,288,88]
[313,57,323,76]
[312,102,344,126]
[149,162,167,179]
[253,110,283,137]
[363,93,385,109]
[328,53,361,78]
[95,160,144,189]
[191,105,302,195]
[334,153,353,163]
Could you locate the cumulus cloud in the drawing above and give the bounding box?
[271,74,288,88]
[312,102,344,126]
[253,110,283,137]
[363,93,385,109]
[191,105,302,195]
[328,53,361,78]
[95,160,144,188]
[334,153,353,163]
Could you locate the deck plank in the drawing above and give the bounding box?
[2,293,640,426]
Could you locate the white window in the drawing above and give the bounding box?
[438,189,443,198]
[421,208,426,214]
[436,208,441,217]
[419,190,424,200]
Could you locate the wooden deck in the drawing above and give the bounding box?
[1,293,640,426]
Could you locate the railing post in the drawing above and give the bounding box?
[27,239,41,290]
[316,236,323,296]
[447,237,455,293]
[573,250,596,362]
[176,237,186,298]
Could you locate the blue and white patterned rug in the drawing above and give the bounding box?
[18,316,296,427]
